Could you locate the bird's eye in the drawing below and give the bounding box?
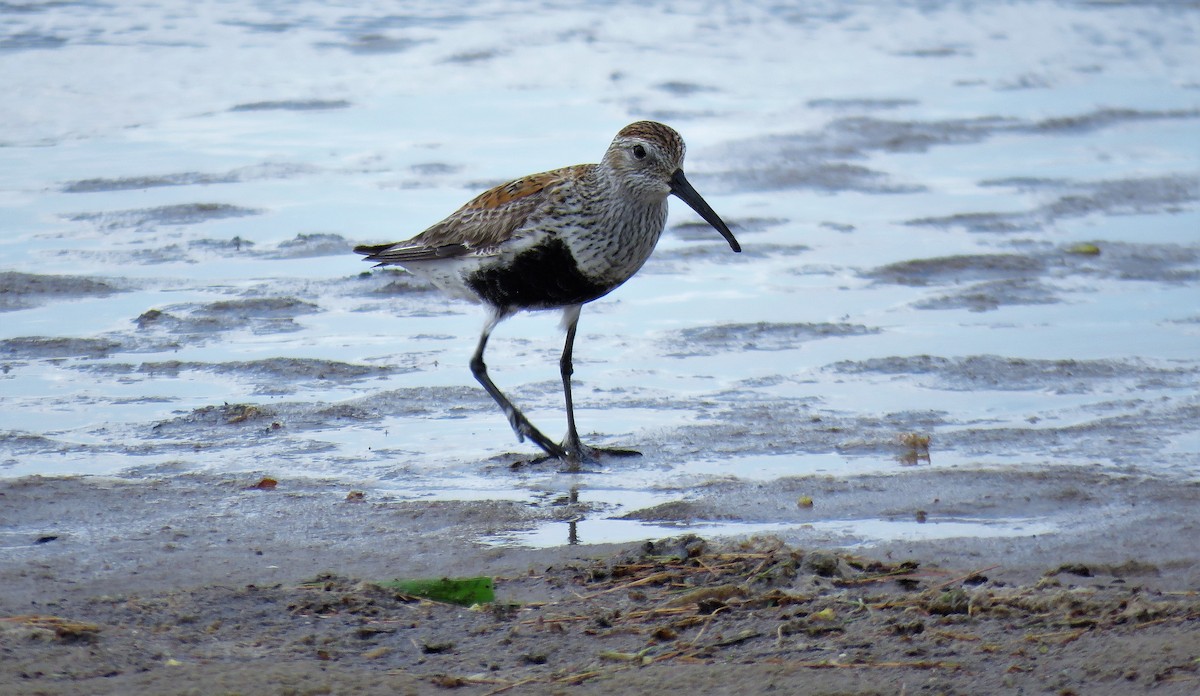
[632,144,647,160]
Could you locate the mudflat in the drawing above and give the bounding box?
[2,472,1197,695]
[3,1,1199,693]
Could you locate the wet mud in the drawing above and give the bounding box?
[2,0,1199,693]
[0,272,124,312]
[668,322,880,356]
[62,163,319,193]
[707,111,1200,195]
[1,475,1198,695]
[907,174,1200,233]
[65,203,261,231]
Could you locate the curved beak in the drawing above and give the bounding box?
[669,169,741,253]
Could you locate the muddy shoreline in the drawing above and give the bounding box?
[3,0,1199,692]
[2,471,1198,694]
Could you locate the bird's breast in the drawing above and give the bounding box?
[569,198,668,286]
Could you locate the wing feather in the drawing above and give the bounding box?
[354,165,592,266]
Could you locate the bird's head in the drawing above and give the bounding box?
[603,121,740,253]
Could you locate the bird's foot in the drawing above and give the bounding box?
[575,444,641,461]
[504,411,640,469]
[562,432,640,462]
[514,441,640,471]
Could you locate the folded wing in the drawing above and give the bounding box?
[354,165,590,265]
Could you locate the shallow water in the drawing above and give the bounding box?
[2,0,1198,547]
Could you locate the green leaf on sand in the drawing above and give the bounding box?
[378,576,495,606]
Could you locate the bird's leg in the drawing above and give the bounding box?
[559,307,584,466]
[558,307,640,468]
[470,317,567,460]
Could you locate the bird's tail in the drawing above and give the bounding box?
[353,243,394,258]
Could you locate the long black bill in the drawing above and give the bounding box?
[669,169,741,253]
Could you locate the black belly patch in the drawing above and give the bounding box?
[467,238,608,311]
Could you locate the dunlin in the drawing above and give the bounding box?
[356,121,740,465]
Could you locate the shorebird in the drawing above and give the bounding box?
[356,121,740,466]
